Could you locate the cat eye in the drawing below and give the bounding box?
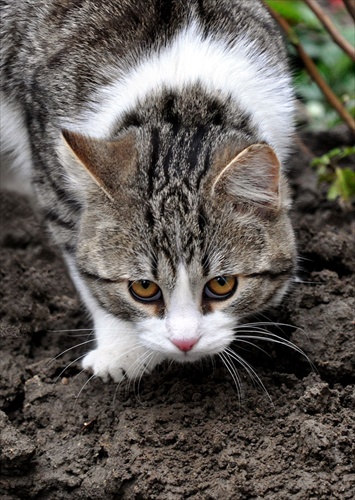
[129,280,162,302]
[204,276,237,300]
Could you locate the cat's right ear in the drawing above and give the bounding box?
[211,143,287,211]
[60,130,137,201]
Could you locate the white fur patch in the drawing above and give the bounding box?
[0,95,33,195]
[64,254,161,382]
[165,265,202,341]
[67,20,294,162]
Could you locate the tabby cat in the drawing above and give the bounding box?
[1,0,297,383]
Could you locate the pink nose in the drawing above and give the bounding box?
[171,338,199,352]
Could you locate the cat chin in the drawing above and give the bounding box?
[80,310,236,382]
[80,302,237,381]
[137,311,237,361]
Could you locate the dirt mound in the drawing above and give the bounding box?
[1,129,354,499]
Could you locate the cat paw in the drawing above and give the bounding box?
[82,347,153,383]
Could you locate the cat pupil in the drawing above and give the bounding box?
[217,277,227,287]
[141,280,151,289]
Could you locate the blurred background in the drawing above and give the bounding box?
[265,0,355,208]
[266,0,354,130]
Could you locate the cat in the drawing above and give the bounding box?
[1,0,297,383]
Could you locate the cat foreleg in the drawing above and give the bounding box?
[64,254,157,382]
[81,310,157,383]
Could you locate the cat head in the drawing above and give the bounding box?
[59,126,296,362]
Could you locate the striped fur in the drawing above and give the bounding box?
[1,0,297,382]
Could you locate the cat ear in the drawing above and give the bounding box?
[211,143,281,209]
[61,130,137,201]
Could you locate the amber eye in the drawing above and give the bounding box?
[204,276,237,300]
[129,280,162,302]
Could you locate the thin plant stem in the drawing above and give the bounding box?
[303,0,355,61]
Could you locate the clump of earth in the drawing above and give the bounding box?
[1,128,354,499]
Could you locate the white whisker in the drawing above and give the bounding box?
[235,333,312,362]
[49,328,95,333]
[54,353,88,383]
[225,347,272,403]
[219,352,242,404]
[48,337,96,364]
[239,319,311,339]
[233,337,271,357]
[75,372,96,404]
[133,351,158,403]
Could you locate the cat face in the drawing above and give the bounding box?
[61,128,296,364]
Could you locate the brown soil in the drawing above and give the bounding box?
[1,129,354,500]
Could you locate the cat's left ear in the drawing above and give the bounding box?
[211,143,285,210]
[61,130,137,201]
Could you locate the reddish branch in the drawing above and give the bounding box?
[262,1,355,132]
[303,0,355,60]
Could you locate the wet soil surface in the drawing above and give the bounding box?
[1,129,354,499]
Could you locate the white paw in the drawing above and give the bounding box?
[82,346,155,383]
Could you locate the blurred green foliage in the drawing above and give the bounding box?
[266,0,354,208]
[311,146,355,208]
[266,0,355,129]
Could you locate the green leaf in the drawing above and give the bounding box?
[327,182,339,201]
[335,167,355,202]
[311,156,329,168]
[311,146,355,169]
[327,168,355,203]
